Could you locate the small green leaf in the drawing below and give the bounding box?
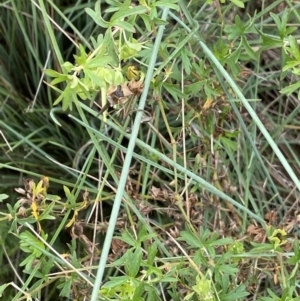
[268,228,288,250]
[204,83,220,98]
[288,240,300,264]
[64,186,76,206]
[184,81,205,95]
[51,74,68,85]
[285,26,298,36]
[0,284,9,297]
[163,83,186,102]
[146,266,162,277]
[126,39,142,53]
[140,14,151,32]
[146,287,160,301]
[62,61,74,73]
[271,12,284,38]
[211,237,235,246]
[110,2,147,22]
[154,0,179,10]
[132,282,145,301]
[213,40,230,61]
[180,48,192,75]
[280,81,300,96]
[136,226,157,244]
[242,36,257,60]
[219,136,238,151]
[102,275,129,288]
[222,285,249,301]
[19,231,47,271]
[270,10,296,39]
[121,45,138,61]
[63,85,75,111]
[85,1,109,28]
[53,89,65,107]
[20,253,36,272]
[103,32,119,67]
[193,276,214,301]
[147,242,158,266]
[256,27,283,49]
[39,202,56,221]
[149,6,158,20]
[73,45,88,66]
[44,69,63,78]
[112,20,135,33]
[286,35,300,60]
[224,15,244,39]
[118,229,136,246]
[179,229,202,248]
[0,194,8,201]
[57,277,72,297]
[86,55,112,69]
[125,247,142,277]
[40,257,54,275]
[77,79,89,92]
[91,34,104,49]
[230,0,244,8]
[102,68,114,84]
[69,76,79,89]
[152,17,168,26]
[113,69,124,86]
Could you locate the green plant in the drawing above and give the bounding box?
[1,0,300,301]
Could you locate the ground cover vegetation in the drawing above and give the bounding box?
[0,0,300,300]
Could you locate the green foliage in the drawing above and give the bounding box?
[267,228,288,251]
[223,14,257,75]
[19,231,47,272]
[270,10,297,40]
[280,35,300,98]
[206,0,245,8]
[192,276,215,301]
[45,32,124,110]
[0,194,9,201]
[1,0,300,300]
